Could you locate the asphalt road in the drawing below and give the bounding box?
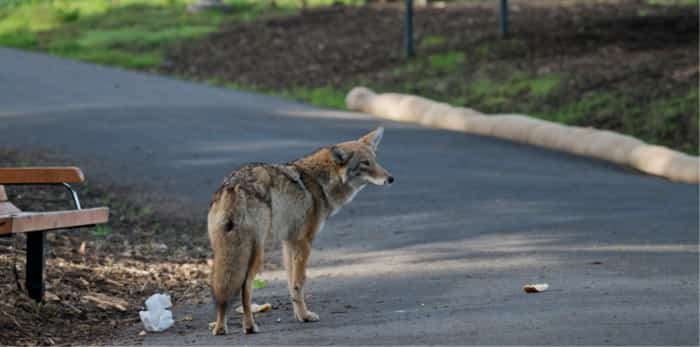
[1,47,698,345]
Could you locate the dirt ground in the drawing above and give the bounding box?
[162,0,699,153]
[0,149,211,346]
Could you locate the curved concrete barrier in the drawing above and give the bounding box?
[346,86,699,184]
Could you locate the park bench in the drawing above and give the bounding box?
[0,167,109,301]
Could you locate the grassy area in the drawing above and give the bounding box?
[372,32,698,153]
[0,0,360,69]
[209,79,348,109]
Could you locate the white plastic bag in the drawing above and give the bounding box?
[139,293,174,332]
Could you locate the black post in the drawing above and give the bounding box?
[499,0,509,37]
[404,0,414,58]
[26,231,45,302]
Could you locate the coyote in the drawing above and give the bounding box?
[208,127,393,335]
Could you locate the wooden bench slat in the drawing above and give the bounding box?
[0,207,109,235]
[0,167,85,184]
[0,216,11,234]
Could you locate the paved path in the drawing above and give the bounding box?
[1,47,697,345]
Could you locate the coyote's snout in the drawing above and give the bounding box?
[208,127,391,335]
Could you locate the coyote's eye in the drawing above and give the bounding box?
[360,160,370,167]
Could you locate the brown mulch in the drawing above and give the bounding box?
[162,1,698,90]
[0,149,211,346]
[162,0,698,153]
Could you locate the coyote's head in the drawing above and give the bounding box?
[330,126,394,187]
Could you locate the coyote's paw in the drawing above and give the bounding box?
[210,322,228,336]
[295,310,320,322]
[243,323,260,335]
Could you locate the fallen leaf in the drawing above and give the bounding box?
[44,291,60,302]
[235,302,272,314]
[83,293,129,311]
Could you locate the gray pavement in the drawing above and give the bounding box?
[1,47,698,345]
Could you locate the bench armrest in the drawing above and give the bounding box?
[0,167,85,184]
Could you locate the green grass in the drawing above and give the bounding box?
[420,35,447,48]
[466,74,561,110]
[428,51,465,72]
[0,1,228,68]
[277,86,348,109]
[214,79,347,109]
[0,0,363,69]
[92,224,112,238]
[645,0,699,5]
[541,92,623,124]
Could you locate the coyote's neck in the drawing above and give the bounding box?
[292,149,360,216]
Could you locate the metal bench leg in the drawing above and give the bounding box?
[26,231,45,302]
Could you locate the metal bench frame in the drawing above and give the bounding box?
[0,167,109,301]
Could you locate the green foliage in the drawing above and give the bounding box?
[278,86,348,109]
[420,35,447,48]
[252,278,267,289]
[541,92,622,124]
[0,0,365,69]
[645,0,699,5]
[467,74,561,110]
[92,224,112,237]
[428,52,465,72]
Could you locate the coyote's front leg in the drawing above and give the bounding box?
[283,240,319,322]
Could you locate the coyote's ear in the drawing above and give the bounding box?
[331,146,353,165]
[359,126,384,151]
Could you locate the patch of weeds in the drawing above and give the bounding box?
[139,206,154,216]
[218,81,347,109]
[428,51,465,72]
[645,0,699,5]
[474,39,527,58]
[278,86,347,109]
[642,87,699,153]
[419,35,447,49]
[54,49,163,69]
[545,92,624,124]
[467,73,561,111]
[0,30,36,48]
[92,225,112,238]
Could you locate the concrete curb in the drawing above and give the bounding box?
[346,86,699,184]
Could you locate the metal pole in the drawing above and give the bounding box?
[500,0,509,37]
[404,0,415,58]
[26,231,45,302]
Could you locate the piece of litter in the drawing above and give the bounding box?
[276,318,281,323]
[523,283,549,293]
[138,330,147,336]
[139,293,174,332]
[235,302,272,314]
